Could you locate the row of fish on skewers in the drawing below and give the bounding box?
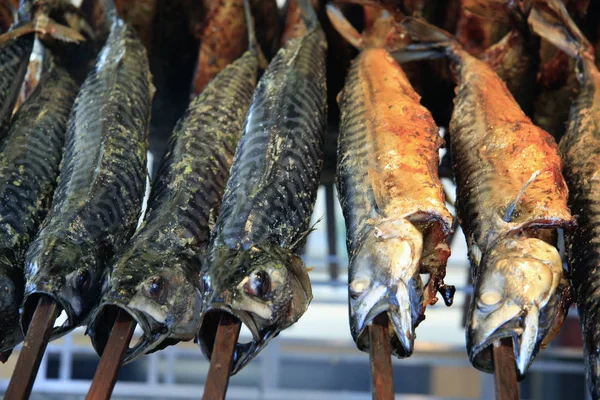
[1,0,600,396]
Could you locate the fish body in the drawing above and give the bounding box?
[401,18,574,377]
[88,11,261,363]
[337,47,453,357]
[198,0,327,374]
[22,18,152,339]
[529,0,600,396]
[0,59,78,352]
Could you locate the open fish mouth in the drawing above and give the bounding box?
[197,306,275,375]
[467,309,538,378]
[89,303,169,364]
[21,292,79,340]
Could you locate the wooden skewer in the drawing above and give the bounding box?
[202,313,242,400]
[368,313,395,400]
[5,295,58,400]
[492,338,520,400]
[86,309,136,400]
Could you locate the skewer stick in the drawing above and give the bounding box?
[5,296,58,400]
[86,310,136,400]
[368,313,395,400]
[202,313,241,400]
[492,338,520,400]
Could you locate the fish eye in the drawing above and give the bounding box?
[148,276,165,300]
[244,270,271,299]
[75,270,90,292]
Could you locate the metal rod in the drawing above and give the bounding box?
[202,313,242,400]
[325,183,338,281]
[86,309,136,400]
[368,313,395,400]
[492,338,520,400]
[5,296,58,400]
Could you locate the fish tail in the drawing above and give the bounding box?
[244,0,267,69]
[325,3,363,50]
[394,17,454,63]
[295,0,320,31]
[529,0,593,59]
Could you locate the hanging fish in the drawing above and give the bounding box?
[197,0,327,374]
[329,3,454,357]
[399,17,575,377]
[88,2,262,363]
[0,56,78,357]
[22,8,153,340]
[529,0,600,396]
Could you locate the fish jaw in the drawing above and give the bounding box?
[198,244,312,373]
[348,219,424,357]
[467,237,563,376]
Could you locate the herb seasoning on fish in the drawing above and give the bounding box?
[0,57,78,354]
[327,3,453,358]
[400,17,575,377]
[22,12,153,339]
[88,2,262,363]
[529,0,600,396]
[198,0,327,374]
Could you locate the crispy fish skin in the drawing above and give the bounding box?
[88,29,260,364]
[529,0,600,396]
[337,48,453,358]
[191,0,248,96]
[198,0,327,374]
[400,18,574,376]
[22,18,152,340]
[0,60,78,352]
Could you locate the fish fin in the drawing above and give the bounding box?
[36,16,86,43]
[503,170,541,222]
[244,0,268,69]
[325,3,363,50]
[528,0,593,59]
[368,167,389,213]
[294,0,320,31]
[0,21,36,46]
[290,217,322,250]
[394,17,453,61]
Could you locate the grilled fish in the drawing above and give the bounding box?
[22,14,153,339]
[198,0,327,374]
[529,1,600,396]
[337,46,453,357]
[0,57,78,353]
[400,18,575,377]
[88,3,261,363]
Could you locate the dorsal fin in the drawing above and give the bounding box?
[503,170,541,223]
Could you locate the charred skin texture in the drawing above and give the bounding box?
[199,1,327,374]
[529,0,600,396]
[114,0,157,55]
[400,18,574,377]
[337,48,453,358]
[191,0,248,96]
[88,28,260,365]
[22,19,152,340]
[0,61,77,352]
[479,3,540,116]
[249,0,279,60]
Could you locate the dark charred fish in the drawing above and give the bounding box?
[198,0,327,374]
[0,57,78,354]
[337,46,453,357]
[529,1,600,396]
[400,17,575,377]
[88,3,261,363]
[22,14,153,340]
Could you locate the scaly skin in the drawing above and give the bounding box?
[337,48,453,358]
[199,0,327,374]
[23,18,152,340]
[191,0,248,95]
[88,46,260,364]
[0,61,78,352]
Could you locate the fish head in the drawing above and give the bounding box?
[0,254,24,351]
[198,244,312,373]
[349,219,424,358]
[89,249,202,362]
[467,236,563,377]
[22,236,102,337]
